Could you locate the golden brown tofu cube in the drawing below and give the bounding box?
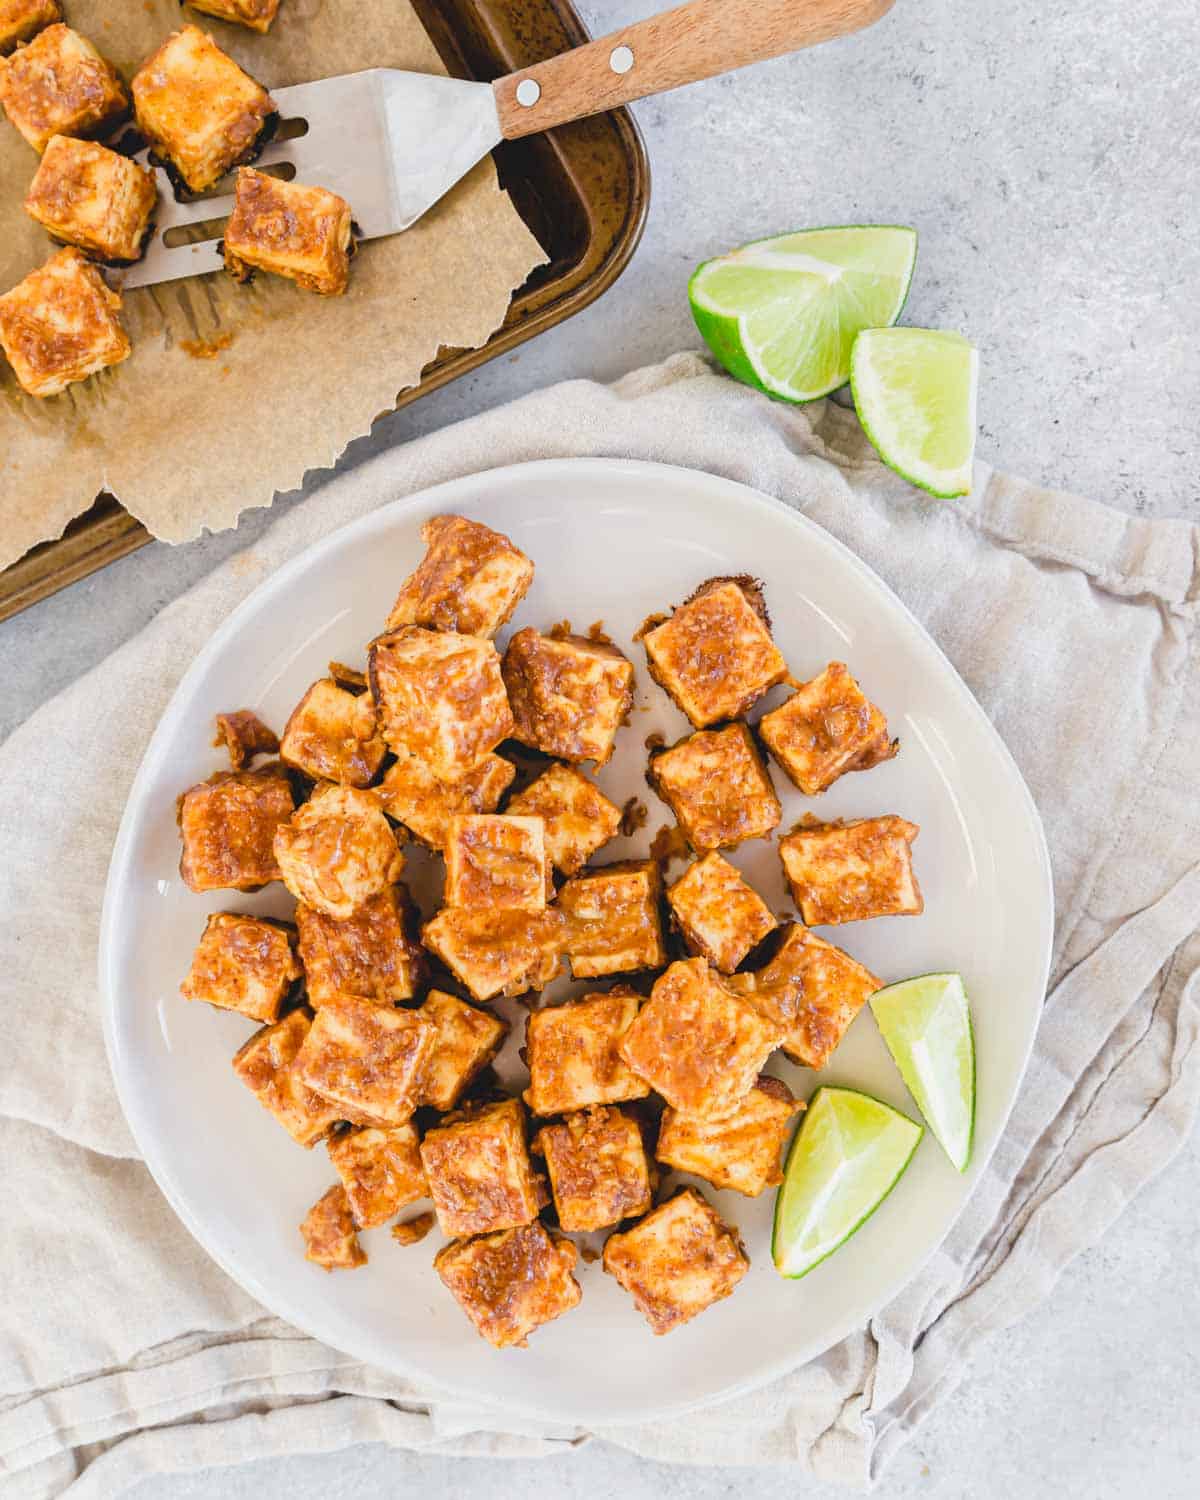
[295,884,423,1008]
[0,24,127,153]
[369,627,513,785]
[178,762,294,893]
[666,852,777,973]
[523,986,650,1116]
[641,576,787,728]
[602,1187,748,1335]
[779,815,922,926]
[420,1097,542,1238]
[293,993,433,1126]
[214,708,279,770]
[533,1106,652,1232]
[656,1076,801,1196]
[758,661,897,795]
[386,514,534,638]
[648,724,781,852]
[180,912,300,1023]
[505,762,621,876]
[0,1,59,56]
[327,1123,426,1229]
[231,1009,341,1148]
[300,1184,366,1271]
[132,26,275,195]
[558,859,665,979]
[223,168,353,296]
[274,783,404,920]
[444,814,548,912]
[726,923,880,1068]
[279,678,387,788]
[415,989,508,1111]
[435,1222,581,1349]
[391,1210,435,1247]
[187,0,281,34]
[24,135,156,263]
[502,628,634,766]
[0,245,129,398]
[376,750,514,852]
[420,907,564,1003]
[619,958,783,1120]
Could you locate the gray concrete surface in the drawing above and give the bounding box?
[5,0,1199,1494]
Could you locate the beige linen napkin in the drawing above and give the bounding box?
[2,353,1198,1497]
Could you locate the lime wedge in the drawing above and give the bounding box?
[772,1086,922,1279]
[689,226,917,403]
[850,327,979,498]
[870,973,975,1171]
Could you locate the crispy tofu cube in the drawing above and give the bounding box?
[415,989,508,1111]
[778,815,922,925]
[0,1,60,56]
[726,923,880,1068]
[502,628,634,766]
[214,708,279,770]
[619,958,783,1120]
[656,1076,801,1196]
[178,762,294,893]
[602,1187,748,1335]
[0,245,129,398]
[758,661,897,795]
[505,762,620,876]
[279,678,387,788]
[385,514,534,638]
[274,784,404,920]
[435,1222,581,1349]
[419,1097,542,1238]
[648,724,781,852]
[295,884,423,1008]
[293,993,433,1127]
[187,0,281,34]
[391,1210,435,1246]
[180,912,300,1023]
[666,852,777,973]
[231,1009,341,1148]
[558,860,665,979]
[223,168,353,295]
[376,750,514,852]
[369,627,513,785]
[300,1185,366,1271]
[24,135,156,263]
[420,907,564,1003]
[524,987,650,1116]
[532,1105,652,1232]
[444,814,548,912]
[0,24,127,153]
[131,26,276,195]
[327,1123,426,1229]
[641,576,787,728]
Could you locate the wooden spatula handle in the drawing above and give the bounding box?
[495,0,894,139]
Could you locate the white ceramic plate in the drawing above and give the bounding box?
[101,458,1053,1426]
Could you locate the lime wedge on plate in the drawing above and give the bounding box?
[850,327,979,498]
[689,225,917,402]
[870,972,975,1171]
[772,1086,923,1279]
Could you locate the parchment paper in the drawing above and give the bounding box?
[0,0,547,567]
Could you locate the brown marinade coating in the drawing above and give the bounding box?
[213,709,280,771]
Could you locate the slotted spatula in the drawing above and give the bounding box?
[121,0,894,288]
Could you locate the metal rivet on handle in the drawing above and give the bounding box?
[515,78,541,106]
[609,45,634,74]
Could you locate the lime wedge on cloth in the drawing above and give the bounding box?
[689,225,917,402]
[772,1086,923,1279]
[871,972,975,1171]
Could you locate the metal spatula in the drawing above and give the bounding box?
[121,0,894,289]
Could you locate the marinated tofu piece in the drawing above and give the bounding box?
[187,0,281,34]
[0,245,129,398]
[132,26,276,195]
[502,628,634,766]
[223,168,354,295]
[274,783,404,920]
[532,1105,652,1232]
[231,1009,341,1148]
[391,1211,435,1247]
[523,987,650,1116]
[295,884,423,1008]
[558,859,665,979]
[619,957,784,1120]
[376,750,514,853]
[213,709,279,770]
[435,1221,581,1349]
[180,912,300,1023]
[666,852,777,973]
[444,814,549,912]
[421,906,564,1003]
[778,815,922,925]
[279,678,387,788]
[0,1,60,56]
[368,626,513,784]
[293,993,434,1127]
[656,1076,801,1196]
[24,135,156,263]
[327,1123,426,1229]
[602,1187,748,1335]
[300,1184,366,1271]
[505,762,621,876]
[758,661,897,795]
[178,762,294,893]
[641,576,787,728]
[415,989,509,1111]
[648,724,781,851]
[420,1097,542,1238]
[0,24,128,153]
[726,923,880,1069]
[386,514,534,638]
